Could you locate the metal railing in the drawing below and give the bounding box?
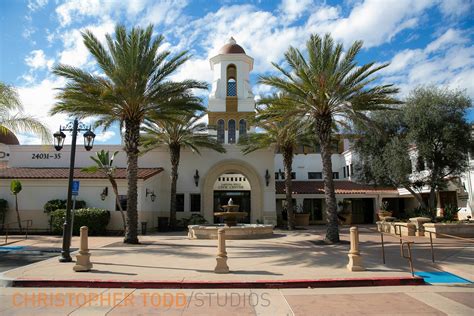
[364,226,415,276]
[1,219,33,245]
[392,223,474,263]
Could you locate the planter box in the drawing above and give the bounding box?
[423,223,474,238]
[294,213,310,226]
[376,221,416,236]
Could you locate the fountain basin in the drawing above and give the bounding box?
[188,224,274,239]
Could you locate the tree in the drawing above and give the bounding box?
[82,150,126,232]
[240,104,312,230]
[353,109,428,209]
[354,86,472,217]
[10,180,22,232]
[50,24,206,244]
[0,82,50,142]
[405,86,472,214]
[141,112,226,228]
[259,33,400,242]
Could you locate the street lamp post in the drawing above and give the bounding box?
[53,118,95,262]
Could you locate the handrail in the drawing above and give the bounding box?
[1,219,33,245]
[392,223,474,264]
[363,226,415,277]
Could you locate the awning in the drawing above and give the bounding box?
[275,180,398,194]
[0,167,163,180]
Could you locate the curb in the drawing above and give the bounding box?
[10,276,425,289]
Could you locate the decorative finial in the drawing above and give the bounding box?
[228,37,236,45]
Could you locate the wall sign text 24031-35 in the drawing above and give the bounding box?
[31,153,62,159]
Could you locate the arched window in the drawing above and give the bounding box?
[226,64,237,96]
[239,119,247,137]
[217,119,225,143]
[228,119,236,143]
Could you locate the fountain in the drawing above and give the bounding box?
[214,198,248,227]
[188,198,274,239]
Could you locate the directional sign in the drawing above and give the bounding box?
[72,180,80,196]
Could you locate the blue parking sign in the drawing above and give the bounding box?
[72,180,80,196]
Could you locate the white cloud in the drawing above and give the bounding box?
[439,0,473,18]
[307,0,435,48]
[142,0,189,26]
[58,19,115,68]
[425,28,467,53]
[25,50,54,70]
[278,0,314,23]
[94,130,116,143]
[382,28,474,99]
[27,0,48,12]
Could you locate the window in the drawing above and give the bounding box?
[280,172,296,180]
[332,172,339,179]
[190,194,201,212]
[275,172,279,180]
[416,156,425,172]
[308,172,322,179]
[346,166,350,177]
[343,166,346,178]
[228,119,236,143]
[226,64,237,96]
[176,194,184,212]
[116,195,127,211]
[303,199,323,221]
[239,119,247,137]
[217,119,224,143]
[350,163,354,175]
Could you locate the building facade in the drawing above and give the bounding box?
[0,39,471,232]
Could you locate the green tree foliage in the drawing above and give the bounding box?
[82,150,126,232]
[10,180,22,232]
[239,103,312,230]
[0,82,50,142]
[354,86,472,217]
[141,112,226,228]
[50,24,206,243]
[259,34,400,242]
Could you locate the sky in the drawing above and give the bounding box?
[0,0,473,145]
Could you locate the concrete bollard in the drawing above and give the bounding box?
[73,226,93,272]
[214,228,229,273]
[347,226,364,271]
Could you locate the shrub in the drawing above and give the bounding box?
[51,208,110,235]
[178,214,207,227]
[442,204,459,222]
[44,199,86,214]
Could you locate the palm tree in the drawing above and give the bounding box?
[141,112,226,228]
[50,24,206,244]
[260,34,400,242]
[1,82,50,142]
[82,150,126,232]
[240,105,312,230]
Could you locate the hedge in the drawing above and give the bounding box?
[51,208,110,236]
[44,199,86,214]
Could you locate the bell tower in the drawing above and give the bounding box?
[208,37,255,144]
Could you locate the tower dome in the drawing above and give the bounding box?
[218,37,246,54]
[0,129,20,145]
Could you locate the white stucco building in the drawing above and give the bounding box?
[0,38,471,232]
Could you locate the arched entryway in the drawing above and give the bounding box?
[202,160,263,223]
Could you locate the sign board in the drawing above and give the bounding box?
[72,180,80,196]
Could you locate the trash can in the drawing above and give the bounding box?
[141,221,147,235]
[157,217,169,232]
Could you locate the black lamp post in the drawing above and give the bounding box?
[53,118,95,262]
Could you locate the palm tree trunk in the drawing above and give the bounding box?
[15,194,22,233]
[123,119,140,244]
[109,177,126,233]
[169,143,180,229]
[316,116,339,243]
[283,147,295,230]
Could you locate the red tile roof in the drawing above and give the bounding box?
[276,181,397,194]
[0,168,163,180]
